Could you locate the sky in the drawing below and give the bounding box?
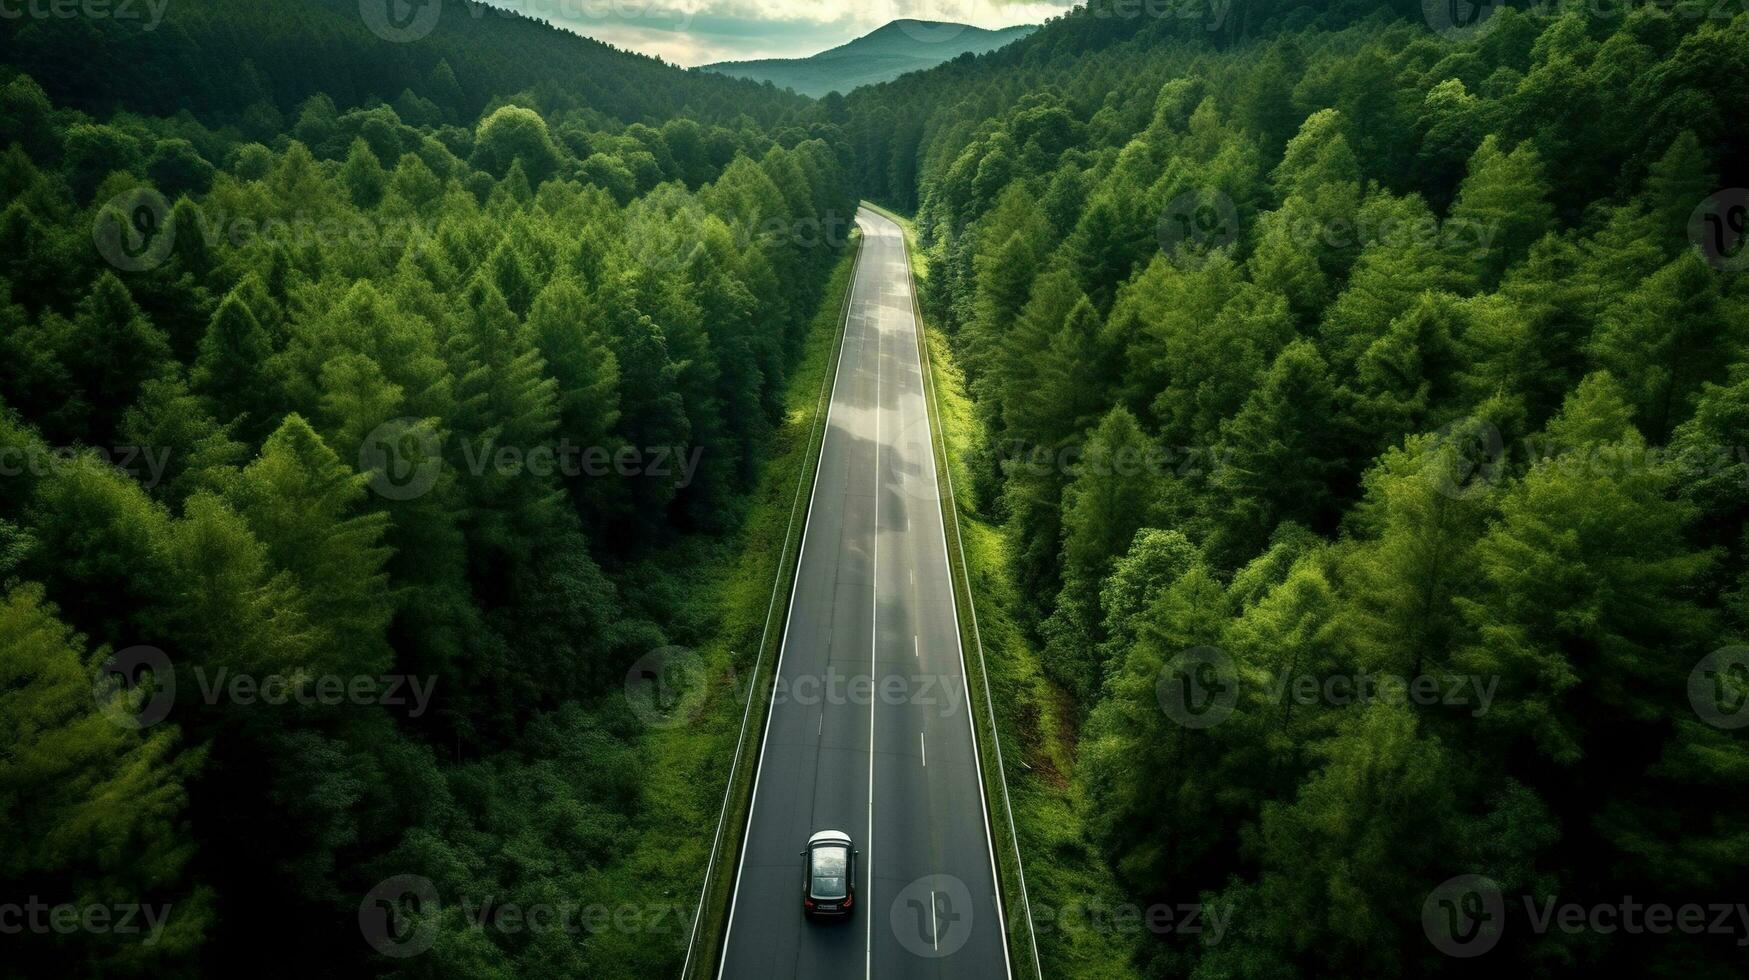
[476,0,1072,67]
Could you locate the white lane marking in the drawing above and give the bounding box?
[818,713,823,737]
[930,890,939,951]
[714,215,867,980]
[865,226,881,980]
[914,635,919,658]
[920,731,926,767]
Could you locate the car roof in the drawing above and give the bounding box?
[807,830,852,846]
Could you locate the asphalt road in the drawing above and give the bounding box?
[717,208,1011,980]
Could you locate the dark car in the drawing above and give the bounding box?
[801,830,857,919]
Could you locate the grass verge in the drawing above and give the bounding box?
[866,201,1137,978]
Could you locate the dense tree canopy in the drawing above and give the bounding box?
[834,1,1749,976]
[0,8,852,973]
[5,0,1748,976]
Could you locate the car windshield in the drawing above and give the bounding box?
[810,844,849,899]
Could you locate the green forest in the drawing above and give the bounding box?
[841,1,1749,977]
[3,0,1748,976]
[0,0,853,975]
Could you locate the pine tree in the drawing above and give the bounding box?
[340,138,387,209]
[1042,406,1162,699]
[1589,251,1749,440]
[228,414,394,678]
[1336,433,1494,684]
[1447,135,1554,285]
[1211,340,1344,565]
[1458,374,1717,763]
[65,273,174,442]
[191,292,275,435]
[0,584,212,971]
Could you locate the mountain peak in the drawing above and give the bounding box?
[701,19,1037,99]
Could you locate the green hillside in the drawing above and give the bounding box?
[701,19,1037,98]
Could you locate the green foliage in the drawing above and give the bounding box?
[0,19,852,972]
[838,4,1749,977]
[0,584,213,971]
[6,1,1748,976]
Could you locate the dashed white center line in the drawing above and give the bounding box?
[914,635,919,658]
[930,890,939,950]
[920,731,927,767]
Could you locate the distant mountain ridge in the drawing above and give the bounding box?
[700,20,1038,99]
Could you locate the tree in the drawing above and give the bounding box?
[340,138,387,209]
[120,377,246,506]
[0,584,211,972]
[145,139,215,198]
[1097,528,1201,678]
[227,414,394,678]
[1447,135,1554,285]
[1588,250,1749,441]
[61,123,142,203]
[1211,340,1344,565]
[1042,406,1162,698]
[992,266,1084,443]
[1219,706,1467,978]
[191,291,276,435]
[1081,561,1233,890]
[1336,433,1494,685]
[1343,291,1468,454]
[1458,374,1716,764]
[1009,296,1111,450]
[64,273,174,443]
[470,105,559,185]
[526,278,621,466]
